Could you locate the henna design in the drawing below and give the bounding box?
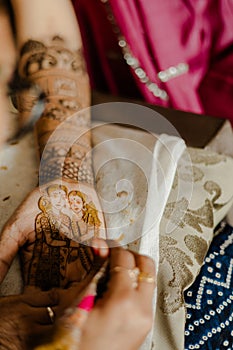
[16,36,90,124]
[40,155,94,185]
[79,245,95,274]
[39,133,94,184]
[16,37,92,184]
[22,184,102,290]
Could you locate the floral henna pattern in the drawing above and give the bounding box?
[17,36,90,122]
[39,132,94,184]
[16,36,93,184]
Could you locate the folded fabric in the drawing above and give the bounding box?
[92,123,185,350]
[154,146,233,350]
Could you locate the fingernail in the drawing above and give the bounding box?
[77,295,95,312]
[92,247,100,256]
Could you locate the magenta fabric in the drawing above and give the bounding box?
[73,0,233,124]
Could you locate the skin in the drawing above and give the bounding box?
[0,181,105,289]
[0,246,156,350]
[80,247,156,350]
[0,2,16,147]
[0,264,105,350]
[0,1,156,349]
[0,0,102,289]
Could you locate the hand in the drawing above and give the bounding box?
[0,275,106,350]
[0,179,106,290]
[0,289,60,350]
[79,247,156,350]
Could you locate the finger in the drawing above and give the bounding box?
[22,287,59,307]
[55,265,104,314]
[0,223,20,283]
[29,305,56,325]
[134,254,156,299]
[27,324,54,348]
[107,247,136,294]
[110,247,136,269]
[91,238,109,258]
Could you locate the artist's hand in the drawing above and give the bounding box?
[0,179,105,288]
[80,247,156,350]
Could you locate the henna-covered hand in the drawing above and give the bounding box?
[1,37,105,291]
[0,179,106,291]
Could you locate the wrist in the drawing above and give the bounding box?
[38,125,94,186]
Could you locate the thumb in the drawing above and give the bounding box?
[0,219,21,283]
[22,287,59,307]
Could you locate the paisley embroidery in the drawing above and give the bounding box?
[184,235,208,265]
[188,148,226,165]
[157,148,233,319]
[172,165,204,189]
[159,236,194,314]
[204,180,228,210]
[164,197,214,233]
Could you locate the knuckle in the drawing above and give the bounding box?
[48,288,59,304]
[112,247,135,266]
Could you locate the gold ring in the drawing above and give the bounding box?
[111,266,140,278]
[47,306,55,323]
[111,266,140,288]
[138,271,156,284]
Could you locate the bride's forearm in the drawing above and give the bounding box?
[19,36,92,185]
[11,0,92,185]
[11,0,82,49]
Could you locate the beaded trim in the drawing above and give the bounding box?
[118,36,169,101]
[158,63,189,82]
[100,0,189,102]
[100,0,168,101]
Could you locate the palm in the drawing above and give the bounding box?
[0,179,105,290]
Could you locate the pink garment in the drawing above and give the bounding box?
[73,0,233,124]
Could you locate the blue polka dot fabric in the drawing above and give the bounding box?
[184,222,233,350]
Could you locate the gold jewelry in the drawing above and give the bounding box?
[47,306,55,323]
[111,266,140,288]
[138,271,156,284]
